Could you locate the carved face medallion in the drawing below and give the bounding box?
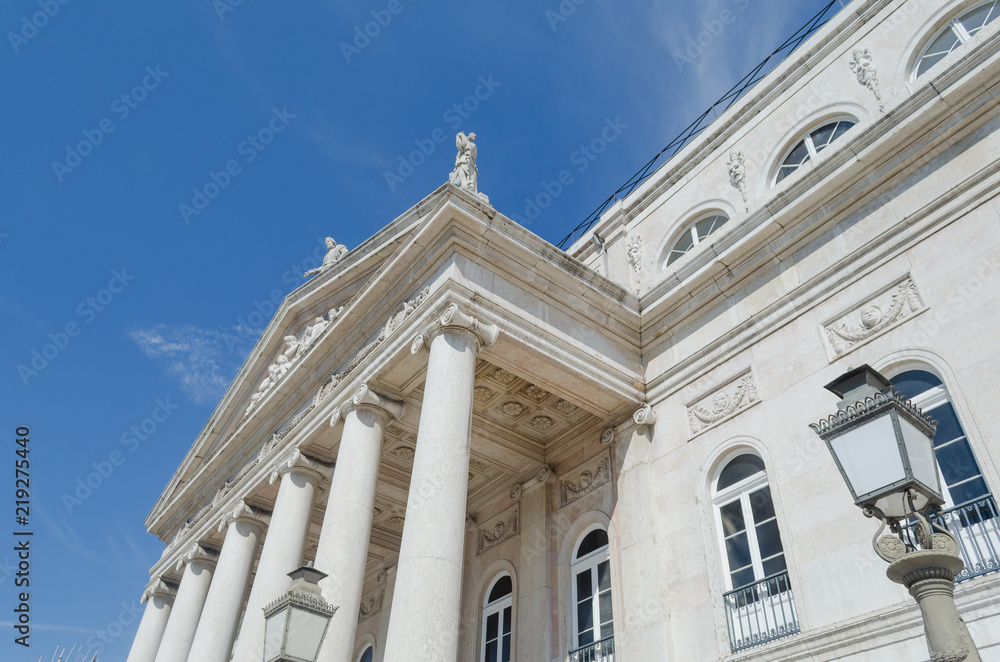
[859,305,882,329]
[712,392,731,413]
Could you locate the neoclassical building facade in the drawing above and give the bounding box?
[127,0,1000,660]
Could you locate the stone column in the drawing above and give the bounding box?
[152,544,217,662]
[187,501,267,662]
[373,566,397,662]
[315,384,404,662]
[230,449,331,662]
[514,467,555,660]
[124,578,177,662]
[607,404,670,659]
[382,303,498,662]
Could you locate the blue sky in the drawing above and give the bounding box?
[1,1,840,659]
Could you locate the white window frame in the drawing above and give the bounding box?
[916,1,1000,78]
[711,456,784,591]
[570,527,614,648]
[355,645,374,662]
[772,119,855,186]
[662,213,729,269]
[481,574,513,662]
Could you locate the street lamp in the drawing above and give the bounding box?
[810,365,981,662]
[263,566,338,662]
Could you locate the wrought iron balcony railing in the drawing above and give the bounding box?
[569,635,614,662]
[722,570,799,653]
[902,495,1000,583]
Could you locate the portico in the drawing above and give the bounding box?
[126,184,644,662]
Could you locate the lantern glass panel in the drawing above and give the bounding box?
[263,609,285,661]
[898,415,941,497]
[829,414,905,500]
[285,606,329,661]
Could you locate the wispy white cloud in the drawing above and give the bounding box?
[128,324,251,405]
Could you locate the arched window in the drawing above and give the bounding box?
[917,1,1000,77]
[482,574,512,662]
[356,645,374,662]
[664,213,729,266]
[713,453,799,652]
[889,370,989,506]
[774,120,855,184]
[571,528,614,651]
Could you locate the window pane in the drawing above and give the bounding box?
[695,214,727,241]
[762,554,787,578]
[749,487,776,522]
[960,1,1000,35]
[755,519,784,559]
[577,529,608,559]
[488,575,512,603]
[719,500,746,536]
[502,606,511,635]
[485,640,497,662]
[599,591,613,625]
[890,370,941,400]
[726,532,752,570]
[486,612,498,640]
[718,454,765,490]
[577,598,594,644]
[937,439,982,487]
[668,232,695,265]
[731,566,756,590]
[928,403,964,446]
[778,141,810,182]
[576,569,592,599]
[918,28,962,75]
[947,476,990,505]
[501,633,511,662]
[359,647,373,662]
[810,123,838,151]
[597,560,611,591]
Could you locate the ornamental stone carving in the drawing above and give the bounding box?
[522,384,549,402]
[823,276,924,356]
[330,383,404,426]
[554,399,578,415]
[491,368,517,386]
[510,466,552,499]
[560,451,612,508]
[627,235,642,292]
[389,445,415,462]
[176,544,218,572]
[358,587,385,623]
[141,577,178,603]
[269,448,331,485]
[469,457,491,473]
[500,402,524,418]
[410,303,500,355]
[477,504,520,554]
[474,386,494,402]
[727,151,748,205]
[531,415,554,431]
[849,48,884,112]
[687,371,759,434]
[217,500,268,533]
[449,131,487,201]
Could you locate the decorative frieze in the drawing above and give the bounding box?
[687,371,759,435]
[358,586,385,623]
[822,276,924,357]
[560,451,612,508]
[477,504,520,554]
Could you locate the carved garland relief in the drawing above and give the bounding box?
[822,276,924,357]
[687,370,759,435]
[559,450,612,508]
[478,504,520,554]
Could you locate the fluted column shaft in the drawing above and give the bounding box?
[230,452,327,661]
[316,386,401,662]
[125,580,176,662]
[187,503,266,662]
[152,547,216,662]
[384,305,497,662]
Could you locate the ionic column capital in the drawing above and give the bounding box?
[410,303,499,355]
[269,447,333,485]
[217,500,269,533]
[510,465,554,500]
[600,403,656,446]
[329,383,404,426]
[176,544,218,572]
[141,577,178,603]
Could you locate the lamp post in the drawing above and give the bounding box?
[810,365,981,662]
[262,566,338,662]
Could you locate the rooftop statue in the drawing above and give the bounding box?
[449,131,481,196]
[304,237,350,278]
